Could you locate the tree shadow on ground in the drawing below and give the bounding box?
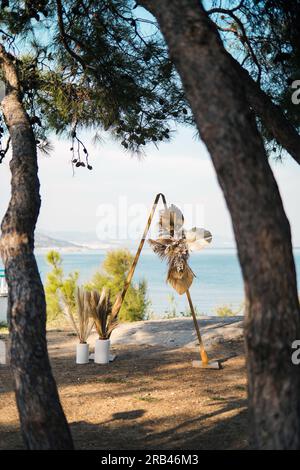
[0,334,247,450]
[70,404,248,450]
[0,403,248,450]
[0,424,23,450]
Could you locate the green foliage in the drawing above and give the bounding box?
[208,1,300,158]
[163,294,179,319]
[45,248,150,323]
[0,0,191,160]
[163,294,197,319]
[0,321,8,333]
[45,250,79,322]
[215,303,243,317]
[86,249,150,321]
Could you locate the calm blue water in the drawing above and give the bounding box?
[1,250,300,317]
[32,249,300,316]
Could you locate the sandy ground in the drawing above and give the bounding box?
[109,316,244,349]
[0,317,248,450]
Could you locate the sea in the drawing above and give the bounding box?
[2,248,300,321]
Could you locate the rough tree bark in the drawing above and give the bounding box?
[0,45,73,449]
[139,0,300,449]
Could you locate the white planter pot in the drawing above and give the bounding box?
[76,343,89,364]
[94,338,110,364]
[0,295,8,325]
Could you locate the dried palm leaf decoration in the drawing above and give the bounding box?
[60,287,94,343]
[89,288,119,340]
[159,204,184,237]
[149,205,212,295]
[148,237,195,295]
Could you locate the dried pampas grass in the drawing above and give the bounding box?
[148,237,195,295]
[61,287,94,343]
[89,288,119,340]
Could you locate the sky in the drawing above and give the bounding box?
[0,4,298,249]
[0,125,299,247]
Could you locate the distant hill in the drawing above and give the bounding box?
[42,230,236,250]
[35,233,87,251]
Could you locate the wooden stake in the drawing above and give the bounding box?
[112,193,167,317]
[111,192,221,370]
[186,289,209,365]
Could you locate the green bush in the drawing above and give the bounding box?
[163,294,178,319]
[163,294,201,319]
[215,303,243,317]
[0,321,8,333]
[45,250,78,322]
[86,249,150,321]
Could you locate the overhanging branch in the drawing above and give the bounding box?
[232,57,300,165]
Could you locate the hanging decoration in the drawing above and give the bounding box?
[112,193,221,369]
[148,204,212,295]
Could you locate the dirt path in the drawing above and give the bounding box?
[0,322,248,450]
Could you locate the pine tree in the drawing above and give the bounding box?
[45,250,79,322]
[1,0,300,450]
[86,249,150,321]
[0,1,187,449]
[139,0,300,449]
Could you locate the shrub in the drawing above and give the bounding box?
[45,250,78,322]
[0,321,8,333]
[163,294,199,319]
[215,303,244,317]
[86,249,150,321]
[163,294,179,319]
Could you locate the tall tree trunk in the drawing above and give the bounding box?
[139,0,300,449]
[0,45,73,449]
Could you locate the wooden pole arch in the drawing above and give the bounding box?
[111,193,220,369]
